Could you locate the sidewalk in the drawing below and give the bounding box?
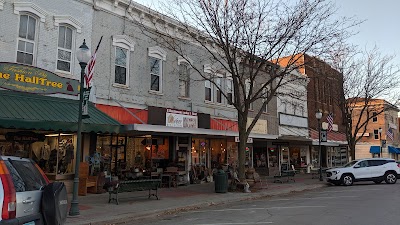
[66,174,327,225]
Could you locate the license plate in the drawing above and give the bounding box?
[23,222,35,225]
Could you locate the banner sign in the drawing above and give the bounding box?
[0,62,80,95]
[166,109,198,128]
[82,87,91,117]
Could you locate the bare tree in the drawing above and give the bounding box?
[328,45,400,160]
[134,0,358,182]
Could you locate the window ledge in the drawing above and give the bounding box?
[178,96,191,101]
[204,100,215,104]
[112,83,130,89]
[55,70,73,78]
[149,90,164,96]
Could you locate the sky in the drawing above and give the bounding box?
[135,0,400,62]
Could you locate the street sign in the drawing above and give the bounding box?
[321,130,327,142]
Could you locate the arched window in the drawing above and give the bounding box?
[17,14,37,65]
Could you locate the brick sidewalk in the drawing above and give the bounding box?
[66,174,326,225]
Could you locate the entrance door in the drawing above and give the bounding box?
[253,147,268,176]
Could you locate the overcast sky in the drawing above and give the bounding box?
[134,0,400,61]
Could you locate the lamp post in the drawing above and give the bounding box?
[378,127,382,158]
[315,110,323,181]
[69,40,91,216]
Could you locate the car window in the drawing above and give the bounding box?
[344,160,358,167]
[4,161,26,192]
[357,160,369,168]
[5,159,47,191]
[369,160,386,167]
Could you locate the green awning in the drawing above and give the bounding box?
[0,90,121,133]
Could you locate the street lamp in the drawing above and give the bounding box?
[315,110,323,181]
[69,40,91,216]
[378,127,382,158]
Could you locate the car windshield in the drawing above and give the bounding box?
[343,160,358,167]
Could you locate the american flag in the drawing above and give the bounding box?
[327,113,334,132]
[84,36,103,88]
[387,127,394,141]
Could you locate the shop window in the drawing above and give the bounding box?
[17,14,37,65]
[57,25,74,73]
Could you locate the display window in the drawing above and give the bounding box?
[191,138,209,167]
[38,134,76,175]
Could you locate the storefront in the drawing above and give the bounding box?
[0,63,122,183]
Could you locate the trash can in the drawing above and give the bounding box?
[214,169,228,193]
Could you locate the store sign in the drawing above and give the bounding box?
[166,109,198,128]
[247,118,268,134]
[0,62,80,95]
[279,113,308,128]
[5,131,45,143]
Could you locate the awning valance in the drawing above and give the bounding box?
[388,146,400,154]
[0,91,121,133]
[370,146,380,154]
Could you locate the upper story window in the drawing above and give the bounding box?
[115,47,128,85]
[14,2,48,66]
[179,63,190,97]
[215,76,223,103]
[178,57,191,98]
[57,25,73,73]
[262,86,268,113]
[205,79,212,101]
[17,14,37,65]
[245,78,253,110]
[149,57,162,91]
[148,46,166,93]
[226,78,233,105]
[112,35,135,87]
[373,129,379,140]
[372,112,378,123]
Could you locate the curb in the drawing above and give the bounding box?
[87,184,326,225]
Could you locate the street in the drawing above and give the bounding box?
[141,182,400,225]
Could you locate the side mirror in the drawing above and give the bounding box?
[354,164,360,168]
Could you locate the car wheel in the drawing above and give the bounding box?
[341,174,354,186]
[384,172,397,184]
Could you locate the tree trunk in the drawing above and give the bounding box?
[349,139,356,160]
[237,113,248,182]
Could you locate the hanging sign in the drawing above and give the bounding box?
[82,87,91,118]
[0,62,80,95]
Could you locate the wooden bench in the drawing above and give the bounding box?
[78,162,98,196]
[108,179,161,205]
[273,171,296,183]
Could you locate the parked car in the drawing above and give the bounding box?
[326,158,400,186]
[0,156,63,225]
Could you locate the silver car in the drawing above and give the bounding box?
[0,156,49,225]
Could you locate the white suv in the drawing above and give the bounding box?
[326,158,400,186]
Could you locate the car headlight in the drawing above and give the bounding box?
[332,170,341,175]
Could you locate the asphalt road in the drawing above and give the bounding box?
[141,182,400,225]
